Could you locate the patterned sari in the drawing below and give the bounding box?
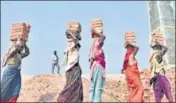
[57,30,83,102]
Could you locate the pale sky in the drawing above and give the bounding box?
[1,1,150,76]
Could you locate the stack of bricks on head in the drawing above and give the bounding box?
[125,31,136,46]
[90,18,103,34]
[151,32,164,46]
[10,23,31,42]
[67,21,81,33]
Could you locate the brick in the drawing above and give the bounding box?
[151,38,164,44]
[125,35,135,39]
[125,31,135,36]
[11,29,29,34]
[67,21,81,32]
[91,23,103,28]
[125,32,136,45]
[125,40,136,43]
[151,32,164,43]
[154,37,164,40]
[152,32,162,36]
[151,41,164,45]
[153,34,163,37]
[67,21,80,25]
[10,32,28,41]
[67,21,80,27]
[12,23,26,29]
[90,18,103,30]
[12,23,31,32]
[10,34,28,41]
[67,23,80,28]
[90,18,102,23]
[11,32,28,35]
[125,35,135,38]
[10,23,31,41]
[125,34,135,37]
[12,27,28,31]
[67,27,78,30]
[152,36,164,40]
[125,37,136,40]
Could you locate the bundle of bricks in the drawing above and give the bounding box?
[151,32,164,46]
[67,21,81,33]
[125,31,136,46]
[90,18,103,34]
[10,23,31,42]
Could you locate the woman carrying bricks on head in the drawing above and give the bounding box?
[149,36,173,102]
[121,41,144,102]
[89,18,106,102]
[1,39,30,102]
[57,21,83,102]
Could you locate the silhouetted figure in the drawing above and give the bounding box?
[52,51,60,74]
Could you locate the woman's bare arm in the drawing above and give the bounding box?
[99,35,106,44]
[8,45,20,58]
[21,44,30,58]
[160,44,168,57]
[133,45,139,56]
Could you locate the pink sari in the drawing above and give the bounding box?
[89,37,106,78]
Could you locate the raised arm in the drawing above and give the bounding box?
[133,45,139,56]
[8,46,19,58]
[21,44,30,58]
[2,45,19,67]
[98,35,106,48]
[99,35,106,42]
[160,44,168,57]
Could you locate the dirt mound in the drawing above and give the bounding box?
[18,68,175,102]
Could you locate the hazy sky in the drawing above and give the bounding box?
[1,1,150,76]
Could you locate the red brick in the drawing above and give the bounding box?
[12,23,26,29]
[90,18,103,29]
[125,36,136,38]
[125,32,135,36]
[91,23,103,28]
[90,18,102,23]
[67,21,81,32]
[10,23,31,41]
[11,29,29,34]
[10,32,28,41]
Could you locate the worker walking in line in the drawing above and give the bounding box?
[52,50,60,74]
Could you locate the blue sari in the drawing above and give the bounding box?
[89,65,105,102]
[1,65,21,102]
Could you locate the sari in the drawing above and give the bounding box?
[150,49,173,102]
[57,30,83,102]
[1,41,29,102]
[89,36,106,102]
[1,65,21,102]
[122,48,144,102]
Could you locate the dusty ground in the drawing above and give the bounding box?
[18,68,175,102]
